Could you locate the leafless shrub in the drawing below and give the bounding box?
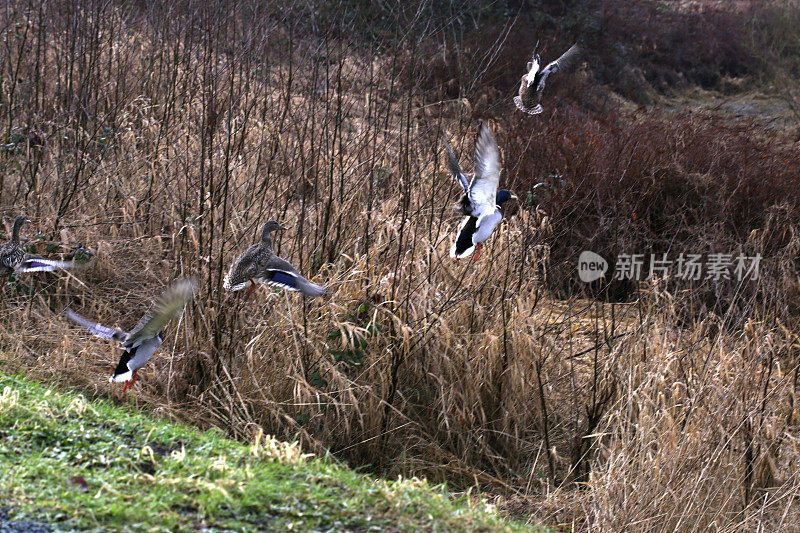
[2,1,800,530]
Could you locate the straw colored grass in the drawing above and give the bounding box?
[1,1,800,530]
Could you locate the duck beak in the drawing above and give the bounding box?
[279,224,289,230]
[510,194,518,200]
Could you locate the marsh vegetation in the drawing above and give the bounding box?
[2,0,800,529]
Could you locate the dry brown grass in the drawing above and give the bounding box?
[2,1,800,530]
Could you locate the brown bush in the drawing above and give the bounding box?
[2,1,800,531]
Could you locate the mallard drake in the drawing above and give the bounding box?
[514,43,580,115]
[447,124,516,261]
[223,221,327,298]
[65,278,195,393]
[1,215,77,288]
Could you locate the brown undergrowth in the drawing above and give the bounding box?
[1,0,800,530]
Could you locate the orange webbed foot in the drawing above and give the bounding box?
[472,243,483,262]
[244,279,257,300]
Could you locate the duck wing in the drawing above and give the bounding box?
[467,123,501,214]
[65,308,128,344]
[16,255,76,272]
[259,255,327,298]
[445,141,470,193]
[540,44,580,79]
[124,278,195,349]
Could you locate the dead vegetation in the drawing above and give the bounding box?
[2,0,800,530]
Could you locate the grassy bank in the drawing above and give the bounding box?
[0,372,536,532]
[3,0,800,529]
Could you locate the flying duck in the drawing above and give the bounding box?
[1,215,77,288]
[223,221,327,298]
[514,43,580,115]
[447,124,516,261]
[65,278,196,393]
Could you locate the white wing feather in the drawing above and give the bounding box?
[16,256,75,272]
[65,309,127,343]
[467,124,501,215]
[541,44,580,78]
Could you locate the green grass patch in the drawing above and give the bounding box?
[0,373,539,532]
